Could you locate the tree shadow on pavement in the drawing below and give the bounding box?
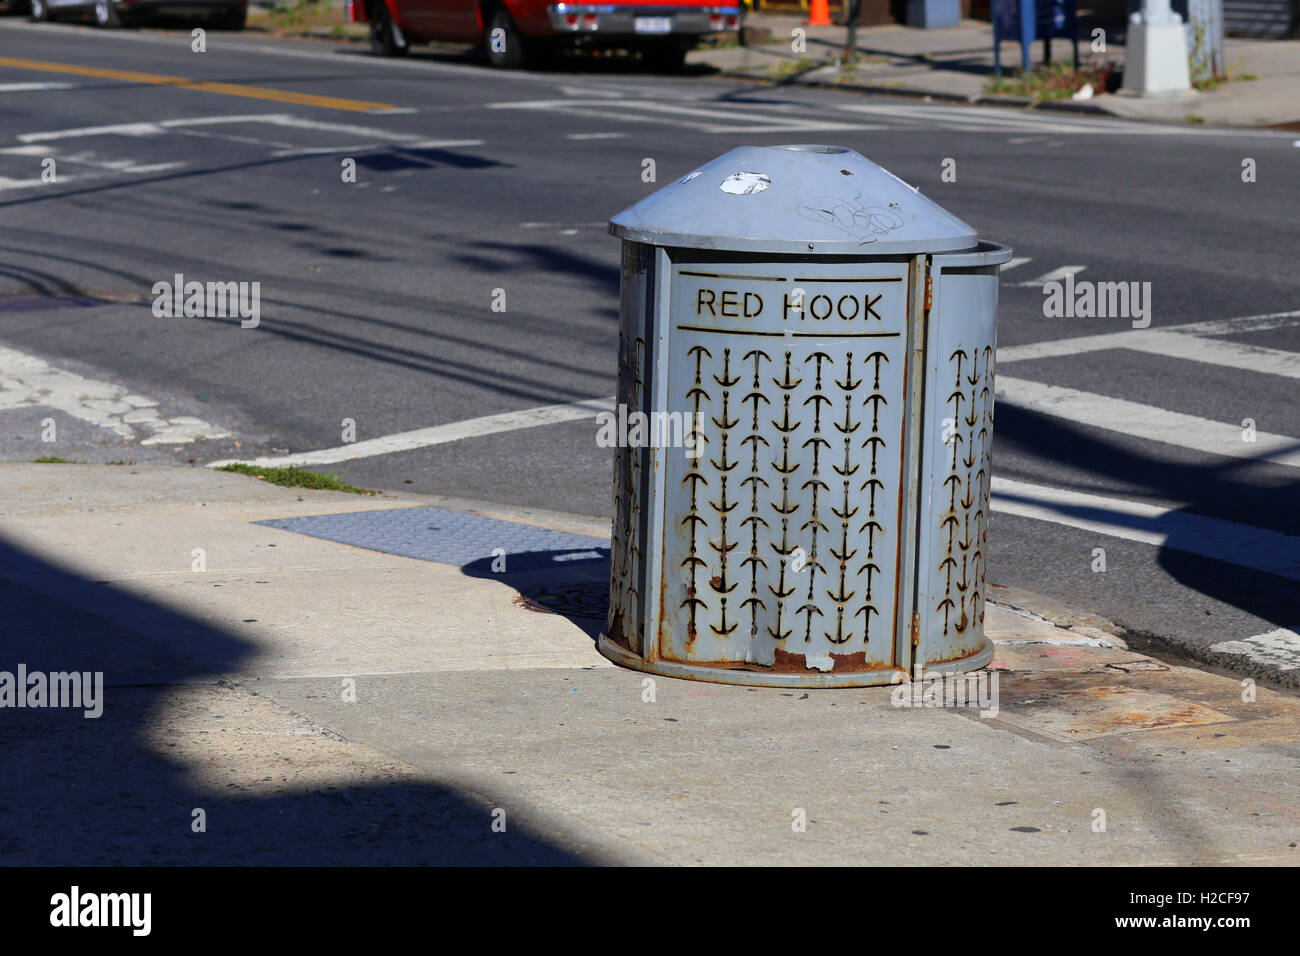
[0,536,589,865]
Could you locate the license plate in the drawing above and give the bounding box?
[635,16,673,33]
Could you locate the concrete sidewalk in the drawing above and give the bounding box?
[3,462,1298,864]
[697,15,1300,128]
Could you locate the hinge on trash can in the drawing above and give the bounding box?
[923,274,933,313]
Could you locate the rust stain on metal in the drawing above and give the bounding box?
[605,609,631,652]
[829,649,869,670]
[771,648,812,672]
[683,648,896,675]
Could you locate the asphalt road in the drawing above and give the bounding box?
[1,18,1297,681]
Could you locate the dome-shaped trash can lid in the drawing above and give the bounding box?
[609,144,979,256]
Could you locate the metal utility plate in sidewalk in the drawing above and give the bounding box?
[998,681,1238,742]
[258,505,613,619]
[989,644,1240,742]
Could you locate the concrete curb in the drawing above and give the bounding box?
[716,64,1118,117]
[986,583,1130,650]
[1116,625,1300,693]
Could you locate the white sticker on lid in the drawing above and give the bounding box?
[719,171,771,195]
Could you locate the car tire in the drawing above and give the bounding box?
[641,40,690,73]
[214,5,246,29]
[92,0,122,26]
[485,5,530,69]
[28,0,50,21]
[368,1,409,57]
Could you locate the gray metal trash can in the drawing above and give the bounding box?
[602,145,1011,687]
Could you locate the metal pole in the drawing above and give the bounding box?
[1019,0,1034,73]
[842,0,861,64]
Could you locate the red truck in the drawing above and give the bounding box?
[346,0,744,71]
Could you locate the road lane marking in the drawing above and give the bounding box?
[54,151,187,174]
[838,103,1125,134]
[991,478,1300,581]
[0,345,230,444]
[208,396,615,468]
[19,112,427,143]
[999,328,1300,379]
[219,113,424,139]
[12,112,484,164]
[997,310,1300,379]
[14,114,482,161]
[1172,309,1300,335]
[1209,629,1300,671]
[1111,330,1300,380]
[997,376,1300,469]
[0,82,73,92]
[18,122,165,141]
[1016,264,1086,288]
[1001,257,1031,271]
[487,98,871,134]
[558,85,625,98]
[0,56,394,112]
[0,176,62,191]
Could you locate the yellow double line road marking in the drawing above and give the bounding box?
[0,56,395,112]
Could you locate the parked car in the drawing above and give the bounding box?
[347,0,744,70]
[28,0,246,28]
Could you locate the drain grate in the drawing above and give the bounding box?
[518,582,610,620]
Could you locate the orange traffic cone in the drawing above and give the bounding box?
[807,0,831,26]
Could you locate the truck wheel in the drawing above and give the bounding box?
[485,5,530,69]
[28,0,51,22]
[92,0,123,27]
[214,5,247,29]
[642,40,690,73]
[368,1,409,56]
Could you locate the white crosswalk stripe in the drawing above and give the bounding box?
[1015,264,1087,288]
[833,102,1288,136]
[991,478,1300,581]
[997,312,1300,379]
[992,309,1300,585]
[996,376,1300,469]
[487,98,873,134]
[0,112,487,192]
[1209,629,1300,671]
[208,396,616,469]
[489,96,1245,136]
[0,344,230,445]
